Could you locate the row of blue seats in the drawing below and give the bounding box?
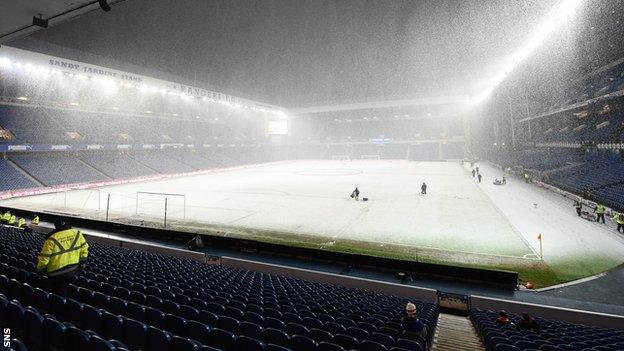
[0,148,270,191]
[0,159,38,192]
[0,105,228,145]
[470,309,624,351]
[0,226,436,351]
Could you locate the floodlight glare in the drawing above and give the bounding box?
[0,57,12,68]
[472,0,584,104]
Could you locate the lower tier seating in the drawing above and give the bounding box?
[470,309,624,351]
[0,159,39,192]
[0,225,438,351]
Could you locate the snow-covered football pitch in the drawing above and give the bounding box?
[4,160,624,287]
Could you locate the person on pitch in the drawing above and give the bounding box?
[351,187,360,200]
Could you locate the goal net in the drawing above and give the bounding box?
[41,189,102,213]
[135,192,186,224]
[360,154,381,160]
[331,155,351,161]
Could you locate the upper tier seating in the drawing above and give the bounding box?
[10,154,110,186]
[471,308,624,351]
[0,159,39,192]
[0,105,219,145]
[0,225,438,351]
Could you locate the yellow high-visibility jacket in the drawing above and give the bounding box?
[1,212,11,222]
[8,215,16,224]
[595,205,605,214]
[17,218,26,228]
[615,213,624,225]
[37,227,89,275]
[32,215,40,225]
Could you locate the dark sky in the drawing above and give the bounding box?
[11,0,560,107]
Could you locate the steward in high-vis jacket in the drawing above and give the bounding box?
[17,218,26,228]
[594,204,606,224]
[614,212,624,234]
[37,218,89,295]
[32,215,40,225]
[8,215,16,225]
[1,211,11,224]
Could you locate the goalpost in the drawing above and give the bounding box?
[331,155,351,161]
[360,154,381,160]
[44,188,102,212]
[135,191,186,227]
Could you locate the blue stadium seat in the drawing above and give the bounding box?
[309,328,333,343]
[186,320,212,345]
[209,328,238,351]
[123,318,147,349]
[65,325,91,350]
[264,328,290,347]
[360,340,389,351]
[332,333,359,350]
[41,317,65,346]
[170,336,200,351]
[286,322,309,337]
[240,321,264,340]
[89,335,116,351]
[237,335,266,351]
[145,326,172,351]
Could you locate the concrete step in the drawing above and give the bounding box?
[431,313,485,351]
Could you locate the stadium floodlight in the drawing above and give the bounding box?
[0,57,12,68]
[472,0,584,104]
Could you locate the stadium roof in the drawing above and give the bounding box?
[3,0,601,108]
[0,1,126,43]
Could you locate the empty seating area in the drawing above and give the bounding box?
[0,225,438,351]
[550,160,624,195]
[80,153,158,179]
[0,105,223,145]
[531,111,624,144]
[10,154,110,186]
[129,152,196,174]
[471,309,624,351]
[0,159,39,192]
[490,149,585,172]
[489,148,624,210]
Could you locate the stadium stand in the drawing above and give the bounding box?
[167,150,220,171]
[0,225,438,351]
[491,148,624,210]
[9,154,110,186]
[0,105,218,145]
[470,308,624,351]
[80,153,159,179]
[0,159,39,192]
[128,152,196,174]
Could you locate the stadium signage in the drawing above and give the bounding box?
[0,46,282,112]
[51,145,71,150]
[0,142,263,153]
[7,145,30,151]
